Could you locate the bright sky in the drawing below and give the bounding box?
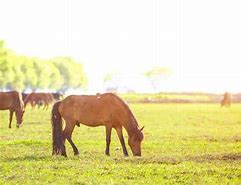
[0,0,241,93]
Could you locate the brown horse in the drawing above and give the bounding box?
[0,91,25,128]
[24,92,55,109]
[52,93,144,157]
[221,92,231,107]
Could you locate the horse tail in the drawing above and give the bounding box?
[51,101,66,156]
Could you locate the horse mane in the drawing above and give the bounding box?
[102,93,140,127]
[16,91,23,106]
[18,92,25,109]
[10,91,24,110]
[23,93,31,106]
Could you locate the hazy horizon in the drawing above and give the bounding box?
[1,0,241,93]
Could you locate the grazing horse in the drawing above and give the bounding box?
[52,92,64,101]
[221,92,231,107]
[22,93,29,101]
[0,91,25,128]
[52,93,144,157]
[24,92,55,109]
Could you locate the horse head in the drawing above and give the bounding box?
[16,101,25,128]
[128,126,144,156]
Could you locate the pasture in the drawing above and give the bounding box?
[0,103,241,184]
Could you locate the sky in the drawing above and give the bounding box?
[0,0,241,93]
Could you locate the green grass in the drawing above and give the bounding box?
[0,104,241,184]
[119,93,211,103]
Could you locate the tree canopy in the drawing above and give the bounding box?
[144,67,172,92]
[0,40,87,92]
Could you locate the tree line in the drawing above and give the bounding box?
[0,40,87,93]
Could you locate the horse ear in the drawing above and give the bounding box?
[139,126,145,131]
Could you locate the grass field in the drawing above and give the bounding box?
[0,103,241,184]
[119,93,212,103]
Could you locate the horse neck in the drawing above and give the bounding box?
[24,94,32,104]
[14,96,23,110]
[123,116,140,138]
[110,93,140,137]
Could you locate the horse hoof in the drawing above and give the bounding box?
[62,153,67,157]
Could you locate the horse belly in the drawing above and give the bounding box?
[78,117,107,127]
[80,121,103,127]
[0,101,11,110]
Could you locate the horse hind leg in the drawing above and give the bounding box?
[63,121,79,155]
[9,110,14,128]
[45,102,49,110]
[32,101,36,109]
[105,126,112,156]
[115,126,128,156]
[43,103,46,110]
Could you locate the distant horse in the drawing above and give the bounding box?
[52,92,64,101]
[22,93,29,101]
[24,92,55,109]
[52,93,144,157]
[0,91,25,128]
[221,92,231,107]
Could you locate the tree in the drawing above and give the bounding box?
[0,40,11,89]
[47,61,63,90]
[0,40,88,92]
[6,52,25,90]
[103,73,114,82]
[32,58,55,90]
[51,57,87,93]
[144,67,171,92]
[20,56,38,90]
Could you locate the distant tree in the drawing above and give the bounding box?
[6,52,25,90]
[20,56,38,90]
[51,57,87,93]
[0,41,11,89]
[144,67,171,92]
[0,40,87,92]
[31,58,65,91]
[104,73,114,82]
[31,58,51,90]
[47,61,63,90]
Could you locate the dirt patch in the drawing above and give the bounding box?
[185,153,241,162]
[127,153,241,165]
[221,154,241,161]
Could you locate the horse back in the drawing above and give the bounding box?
[59,94,130,126]
[0,91,22,110]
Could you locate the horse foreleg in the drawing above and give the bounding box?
[43,102,48,110]
[46,103,49,110]
[64,122,79,155]
[115,126,128,156]
[105,126,112,156]
[31,101,35,108]
[37,102,41,109]
[9,110,14,129]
